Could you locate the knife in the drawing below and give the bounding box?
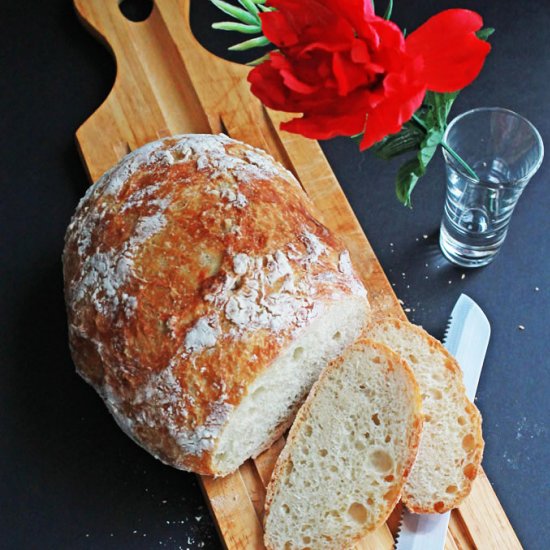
[394,294,491,550]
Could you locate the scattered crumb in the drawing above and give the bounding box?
[406,284,410,289]
[516,416,546,439]
[535,287,540,291]
[415,237,419,242]
[502,449,520,471]
[518,325,525,331]
[423,234,428,239]
[404,308,411,313]
[389,242,394,247]
[425,275,429,279]
[195,516,202,522]
[398,299,405,305]
[461,273,466,280]
[425,263,429,267]
[448,280,452,284]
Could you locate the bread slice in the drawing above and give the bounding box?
[365,318,484,513]
[264,339,423,550]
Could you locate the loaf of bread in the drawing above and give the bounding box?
[63,134,369,476]
[264,339,423,550]
[365,318,484,513]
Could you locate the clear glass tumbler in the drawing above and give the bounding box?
[440,107,544,268]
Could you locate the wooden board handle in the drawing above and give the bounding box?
[73,0,216,182]
[74,0,130,42]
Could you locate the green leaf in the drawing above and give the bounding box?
[229,35,271,51]
[237,0,260,20]
[251,0,275,12]
[210,0,259,25]
[246,52,272,66]
[421,91,459,130]
[212,21,262,33]
[437,92,459,126]
[257,4,275,12]
[396,158,422,207]
[395,128,444,206]
[418,129,443,170]
[383,0,393,20]
[476,27,495,41]
[371,123,424,160]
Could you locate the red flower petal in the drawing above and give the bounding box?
[248,53,340,113]
[281,110,367,140]
[369,19,405,52]
[264,0,354,48]
[332,51,371,96]
[280,69,319,94]
[360,85,426,149]
[406,9,491,93]
[248,59,291,111]
[319,0,374,24]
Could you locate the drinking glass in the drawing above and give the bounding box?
[440,107,544,268]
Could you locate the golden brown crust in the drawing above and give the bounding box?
[63,134,367,475]
[365,318,484,513]
[263,339,423,549]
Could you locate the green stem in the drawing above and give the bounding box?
[411,113,428,131]
[383,0,393,20]
[440,141,479,180]
[412,114,479,180]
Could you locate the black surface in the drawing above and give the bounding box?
[1,1,548,549]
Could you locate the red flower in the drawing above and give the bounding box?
[248,1,491,149]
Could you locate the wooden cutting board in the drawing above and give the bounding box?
[73,1,522,548]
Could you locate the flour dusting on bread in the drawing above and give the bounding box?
[63,134,369,475]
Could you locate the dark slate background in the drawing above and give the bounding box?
[1,0,548,548]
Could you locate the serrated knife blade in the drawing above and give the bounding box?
[394,294,490,550]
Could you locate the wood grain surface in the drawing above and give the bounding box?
[72,1,522,548]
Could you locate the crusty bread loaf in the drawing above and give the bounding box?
[63,134,369,476]
[365,318,484,513]
[264,339,423,550]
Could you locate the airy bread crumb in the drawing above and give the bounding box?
[264,339,423,549]
[365,318,484,513]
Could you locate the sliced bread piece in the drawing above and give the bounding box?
[264,339,423,550]
[365,318,484,513]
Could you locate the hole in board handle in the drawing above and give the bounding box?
[119,0,154,22]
